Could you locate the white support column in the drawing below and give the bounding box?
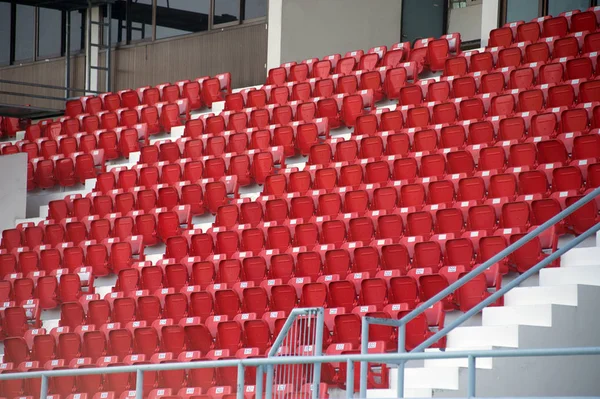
[480,0,500,47]
[86,6,101,94]
[266,0,283,71]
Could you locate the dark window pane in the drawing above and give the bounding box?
[214,0,240,25]
[38,8,62,59]
[548,0,590,15]
[506,0,539,23]
[15,5,35,62]
[69,10,84,54]
[105,0,127,45]
[0,2,10,66]
[244,0,267,20]
[130,0,153,41]
[156,0,210,40]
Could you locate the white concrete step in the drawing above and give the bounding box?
[392,367,460,390]
[482,304,559,327]
[423,347,494,369]
[560,247,600,267]
[539,265,600,287]
[366,387,432,398]
[504,284,580,306]
[445,325,520,348]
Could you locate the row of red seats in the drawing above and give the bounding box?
[489,8,600,48]
[26,151,104,191]
[65,73,232,118]
[0,117,23,138]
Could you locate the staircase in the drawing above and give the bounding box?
[367,235,600,398]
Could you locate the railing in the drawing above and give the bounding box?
[0,346,599,398]
[360,185,600,398]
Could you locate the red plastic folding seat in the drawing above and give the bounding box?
[133,326,160,358]
[433,102,458,125]
[290,196,316,220]
[537,139,568,164]
[565,195,600,234]
[334,140,358,164]
[406,211,433,238]
[375,214,404,242]
[573,135,600,161]
[2,228,22,252]
[561,109,588,134]
[82,115,100,134]
[297,282,327,309]
[515,22,538,43]
[498,117,526,142]
[543,16,568,38]
[35,159,56,188]
[266,226,292,253]
[479,147,507,172]
[445,237,476,268]
[508,143,537,167]
[553,37,579,59]
[101,112,119,130]
[449,76,474,99]
[319,219,346,248]
[214,289,241,319]
[572,10,597,32]
[336,75,358,95]
[478,235,508,270]
[183,160,204,183]
[565,58,593,80]
[270,284,298,314]
[580,80,600,103]
[435,208,464,236]
[548,85,575,108]
[45,223,66,247]
[352,246,379,276]
[293,250,321,281]
[400,183,425,208]
[439,125,466,150]
[328,281,357,313]
[444,56,468,76]
[308,143,332,166]
[216,231,240,257]
[114,192,135,214]
[447,151,475,175]
[399,85,423,106]
[480,70,508,94]
[458,97,484,120]
[325,248,353,279]
[427,38,450,72]
[470,52,494,72]
[183,119,204,139]
[498,47,522,68]
[58,331,82,363]
[372,186,398,212]
[525,42,550,63]
[490,27,513,47]
[490,93,516,116]
[87,243,110,276]
[420,154,446,178]
[583,31,600,53]
[489,173,517,199]
[406,106,430,128]
[467,205,497,233]
[455,273,491,312]
[518,89,544,112]
[500,201,530,231]
[349,217,375,244]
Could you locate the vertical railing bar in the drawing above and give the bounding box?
[312,308,324,399]
[397,323,406,398]
[39,375,48,399]
[255,365,264,399]
[346,358,354,399]
[237,362,245,399]
[359,317,369,398]
[135,369,144,399]
[468,355,476,398]
[265,365,274,399]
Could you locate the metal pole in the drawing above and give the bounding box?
[135,369,144,399]
[468,355,476,398]
[65,10,71,99]
[256,365,264,399]
[358,317,370,398]
[86,5,92,92]
[106,2,112,92]
[39,375,48,399]
[311,308,324,399]
[399,186,600,329]
[265,365,274,399]
[397,323,406,398]
[413,220,600,352]
[346,359,354,399]
[236,362,245,399]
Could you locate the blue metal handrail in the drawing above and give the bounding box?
[359,185,600,398]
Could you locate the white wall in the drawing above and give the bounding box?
[0,153,27,232]
[266,0,283,70]
[275,0,402,65]
[448,3,483,42]
[480,0,500,47]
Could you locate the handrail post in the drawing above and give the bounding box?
[397,322,406,398]
[346,359,354,399]
[359,317,369,398]
[236,362,245,399]
[311,308,324,399]
[265,365,274,399]
[468,355,476,398]
[135,369,144,399]
[39,375,48,399]
[255,365,264,399]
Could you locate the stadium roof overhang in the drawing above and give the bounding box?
[12,0,115,11]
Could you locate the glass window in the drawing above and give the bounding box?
[244,0,267,20]
[15,5,35,62]
[547,0,590,15]
[506,0,539,24]
[38,8,63,59]
[69,10,84,54]
[214,0,240,25]
[0,2,10,66]
[105,0,127,44]
[156,0,210,40]
[130,0,153,42]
